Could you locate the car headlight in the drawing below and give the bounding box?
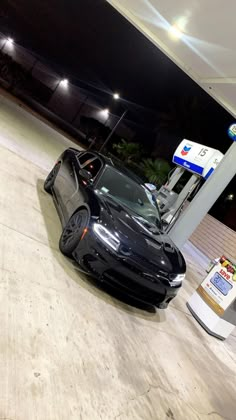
[169,273,185,285]
[93,223,120,251]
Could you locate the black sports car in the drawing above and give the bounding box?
[44,148,186,308]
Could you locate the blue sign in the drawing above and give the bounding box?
[228,123,236,141]
[173,156,204,176]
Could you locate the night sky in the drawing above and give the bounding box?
[0,1,216,105]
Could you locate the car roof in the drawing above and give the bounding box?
[70,148,145,185]
[91,151,145,185]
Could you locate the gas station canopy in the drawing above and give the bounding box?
[107,0,236,117]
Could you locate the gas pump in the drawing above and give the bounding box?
[156,140,224,231]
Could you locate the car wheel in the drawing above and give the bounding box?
[44,162,60,193]
[59,209,88,257]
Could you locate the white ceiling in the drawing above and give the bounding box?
[107,0,236,117]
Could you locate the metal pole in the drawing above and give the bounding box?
[169,142,236,249]
[53,80,60,93]
[99,110,127,152]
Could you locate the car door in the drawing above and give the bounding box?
[66,153,102,217]
[66,154,103,217]
[53,149,78,221]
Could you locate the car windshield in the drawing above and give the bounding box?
[95,166,162,227]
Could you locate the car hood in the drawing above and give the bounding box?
[97,194,186,275]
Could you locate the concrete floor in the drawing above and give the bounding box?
[0,91,236,420]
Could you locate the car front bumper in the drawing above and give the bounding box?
[72,230,181,308]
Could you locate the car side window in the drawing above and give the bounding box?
[78,152,96,166]
[83,158,102,179]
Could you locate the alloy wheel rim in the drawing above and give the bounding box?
[62,214,83,246]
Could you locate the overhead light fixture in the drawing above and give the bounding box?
[60,78,68,88]
[168,25,183,40]
[7,37,14,45]
[101,108,109,117]
[113,93,120,100]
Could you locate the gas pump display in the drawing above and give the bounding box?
[210,272,233,296]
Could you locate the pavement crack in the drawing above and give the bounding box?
[115,383,233,420]
[207,412,232,420]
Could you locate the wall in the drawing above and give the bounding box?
[190,214,236,261]
[0,34,136,140]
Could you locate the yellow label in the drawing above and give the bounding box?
[197,286,224,316]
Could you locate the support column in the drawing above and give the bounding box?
[169,142,236,249]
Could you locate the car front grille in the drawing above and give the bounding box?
[103,269,164,302]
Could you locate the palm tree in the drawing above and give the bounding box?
[113,139,142,163]
[141,158,171,187]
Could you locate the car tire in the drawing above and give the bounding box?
[59,209,88,257]
[44,162,60,194]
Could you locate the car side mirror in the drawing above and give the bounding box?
[79,169,93,181]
